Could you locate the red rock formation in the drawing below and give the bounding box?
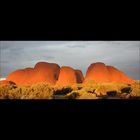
[85,62,110,83]
[6,61,135,86]
[22,68,36,85]
[0,80,16,86]
[6,62,60,85]
[107,66,134,84]
[34,62,60,84]
[85,62,134,84]
[57,66,77,86]
[75,69,84,83]
[6,69,27,85]
[50,63,60,80]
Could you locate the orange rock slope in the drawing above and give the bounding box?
[0,80,16,86]
[5,61,135,86]
[84,62,134,84]
[56,66,77,86]
[56,67,84,86]
[6,62,60,86]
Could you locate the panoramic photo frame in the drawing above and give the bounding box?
[0,41,140,99]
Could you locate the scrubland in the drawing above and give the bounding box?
[0,80,140,99]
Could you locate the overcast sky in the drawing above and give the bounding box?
[0,41,140,79]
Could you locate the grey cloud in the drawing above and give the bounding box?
[66,45,86,48]
[0,41,140,79]
[42,55,55,60]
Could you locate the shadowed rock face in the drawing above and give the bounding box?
[50,63,61,80]
[85,62,134,84]
[75,70,84,83]
[34,62,60,84]
[7,62,60,85]
[56,66,77,86]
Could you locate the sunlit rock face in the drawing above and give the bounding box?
[85,62,110,83]
[6,69,27,85]
[107,66,135,84]
[56,66,77,86]
[0,80,16,86]
[34,62,60,84]
[75,69,84,83]
[85,62,135,84]
[6,62,60,85]
[6,61,135,86]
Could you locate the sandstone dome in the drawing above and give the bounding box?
[6,69,27,85]
[85,62,134,84]
[6,62,60,85]
[6,61,135,86]
[85,62,110,83]
[34,62,60,84]
[56,66,77,86]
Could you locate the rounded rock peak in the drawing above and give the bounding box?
[85,62,135,84]
[85,62,110,83]
[90,62,106,66]
[34,62,60,70]
[50,63,60,67]
[6,62,60,85]
[34,61,50,69]
[61,66,73,69]
[57,66,77,86]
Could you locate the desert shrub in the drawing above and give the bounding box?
[95,86,107,96]
[130,81,140,97]
[54,87,73,95]
[83,80,96,86]
[94,83,131,96]
[77,87,82,90]
[115,83,129,92]
[0,85,10,99]
[100,83,119,91]
[82,84,98,93]
[82,87,95,93]
[0,84,20,99]
[76,88,97,99]
[77,92,97,99]
[65,85,98,99]
[121,87,132,94]
[22,84,54,99]
[66,89,98,99]
[71,84,78,91]
[66,92,80,99]
[0,83,54,99]
[77,84,83,90]
[1,80,139,99]
[107,91,117,96]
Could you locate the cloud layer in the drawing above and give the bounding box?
[0,41,140,79]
